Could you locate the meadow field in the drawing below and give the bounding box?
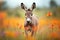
[0,8,60,40]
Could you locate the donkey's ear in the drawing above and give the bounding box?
[32,2,36,10]
[21,3,27,10]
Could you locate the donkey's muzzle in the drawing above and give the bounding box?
[27,21,31,24]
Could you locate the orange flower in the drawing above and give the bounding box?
[50,32,59,38]
[0,12,6,19]
[47,11,52,16]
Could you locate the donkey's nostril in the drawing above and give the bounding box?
[27,21,30,24]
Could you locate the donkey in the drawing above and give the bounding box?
[21,2,38,36]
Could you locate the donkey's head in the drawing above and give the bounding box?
[21,2,36,24]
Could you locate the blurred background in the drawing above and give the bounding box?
[0,0,60,40]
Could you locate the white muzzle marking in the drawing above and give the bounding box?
[27,18,31,22]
